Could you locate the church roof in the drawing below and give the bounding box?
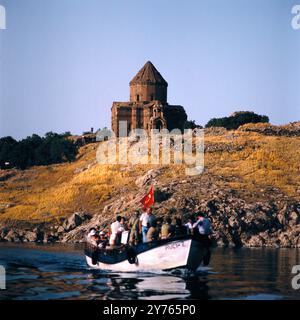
[130,61,168,86]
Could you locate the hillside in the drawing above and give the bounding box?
[0,123,300,247]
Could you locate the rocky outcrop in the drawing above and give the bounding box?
[62,212,91,232]
[0,212,91,243]
[204,127,227,136]
[238,122,300,137]
[0,170,17,182]
[204,142,246,153]
[1,179,300,247]
[135,169,161,187]
[53,175,300,248]
[1,124,299,247]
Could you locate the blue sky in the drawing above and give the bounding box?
[0,0,299,139]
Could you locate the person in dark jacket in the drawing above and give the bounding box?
[174,218,188,237]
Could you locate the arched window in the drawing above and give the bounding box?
[155,119,163,131]
[150,94,154,101]
[136,94,140,102]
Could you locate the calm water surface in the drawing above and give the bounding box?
[0,243,299,300]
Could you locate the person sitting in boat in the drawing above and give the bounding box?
[147,220,159,242]
[174,218,188,237]
[109,216,125,246]
[98,231,108,249]
[156,217,163,238]
[184,215,196,235]
[128,210,141,245]
[192,212,212,246]
[87,228,96,239]
[86,228,100,246]
[160,217,173,239]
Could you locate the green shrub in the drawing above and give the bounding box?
[0,132,78,170]
[205,111,269,130]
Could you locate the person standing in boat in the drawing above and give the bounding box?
[139,207,150,243]
[147,207,156,227]
[109,216,125,246]
[128,210,141,245]
[117,216,127,245]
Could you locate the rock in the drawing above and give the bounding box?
[74,161,97,174]
[296,236,300,248]
[4,230,22,242]
[57,226,65,234]
[228,216,238,228]
[238,122,300,137]
[32,228,44,242]
[204,127,227,136]
[23,231,37,242]
[43,233,58,243]
[277,212,286,225]
[289,211,299,225]
[62,212,91,232]
[279,233,292,247]
[212,231,230,247]
[135,169,161,187]
[247,235,265,247]
[0,171,17,182]
[0,227,9,241]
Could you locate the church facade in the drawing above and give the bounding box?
[111,61,187,136]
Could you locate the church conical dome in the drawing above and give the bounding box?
[129,61,168,103]
[130,61,168,86]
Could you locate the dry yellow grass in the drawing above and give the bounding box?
[0,131,299,223]
[205,132,300,197]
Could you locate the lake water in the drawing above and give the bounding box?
[0,243,299,300]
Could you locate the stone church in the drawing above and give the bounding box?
[111,61,187,136]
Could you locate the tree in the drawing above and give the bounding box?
[0,132,78,170]
[184,120,203,129]
[0,136,18,169]
[205,111,269,130]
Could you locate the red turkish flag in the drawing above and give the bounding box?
[140,186,154,209]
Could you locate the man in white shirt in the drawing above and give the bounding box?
[184,215,196,235]
[139,208,150,243]
[109,216,125,246]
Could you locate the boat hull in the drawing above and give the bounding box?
[85,237,209,272]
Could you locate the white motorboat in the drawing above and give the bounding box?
[84,235,211,272]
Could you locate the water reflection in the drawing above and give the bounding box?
[0,244,299,300]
